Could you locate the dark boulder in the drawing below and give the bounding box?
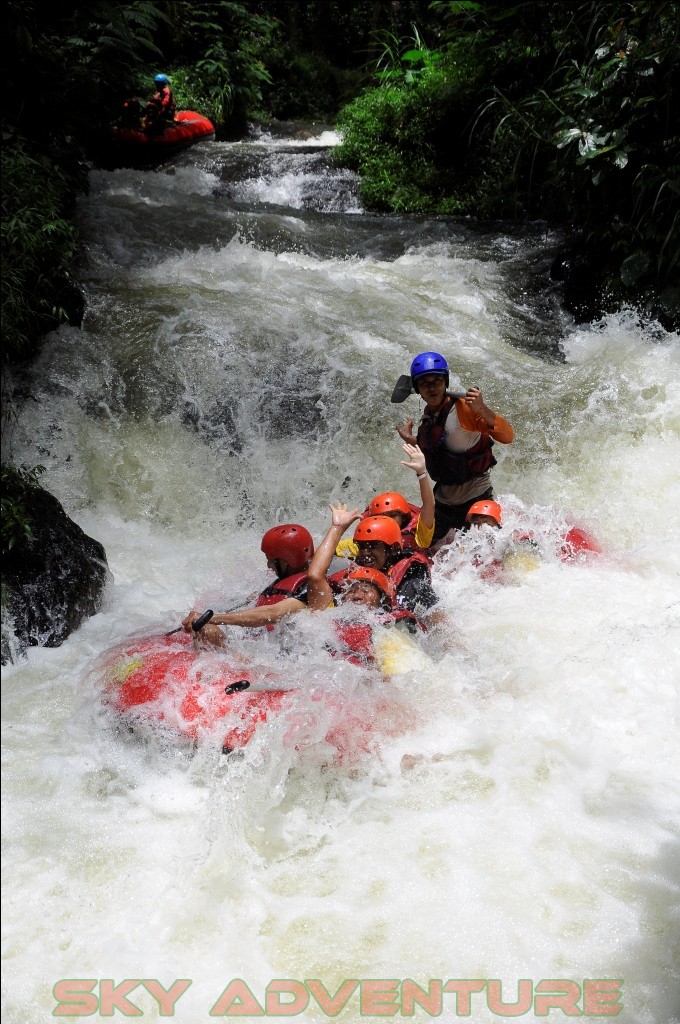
[550,249,602,324]
[2,484,111,662]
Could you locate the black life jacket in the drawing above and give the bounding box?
[417,396,496,485]
[255,572,308,607]
[387,550,432,589]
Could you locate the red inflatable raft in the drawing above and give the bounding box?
[99,629,408,761]
[101,632,293,752]
[105,111,215,166]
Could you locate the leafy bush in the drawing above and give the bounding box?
[1,463,45,556]
[163,3,277,132]
[335,42,479,212]
[334,2,679,319]
[1,138,81,364]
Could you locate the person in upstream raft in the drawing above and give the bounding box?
[395,351,515,543]
[145,73,176,132]
[182,523,315,644]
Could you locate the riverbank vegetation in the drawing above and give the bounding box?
[335,0,679,323]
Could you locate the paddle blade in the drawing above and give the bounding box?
[391,374,414,403]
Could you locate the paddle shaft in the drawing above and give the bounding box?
[165,602,245,636]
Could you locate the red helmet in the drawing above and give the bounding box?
[260,524,314,570]
[346,566,394,600]
[466,500,502,526]
[368,492,411,518]
[353,515,402,546]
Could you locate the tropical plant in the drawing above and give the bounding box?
[1,463,45,556]
[166,2,277,130]
[472,1,679,298]
[336,1,679,318]
[1,139,81,364]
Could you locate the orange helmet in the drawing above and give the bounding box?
[368,492,411,518]
[353,515,402,547]
[261,524,314,570]
[466,500,502,526]
[345,566,394,600]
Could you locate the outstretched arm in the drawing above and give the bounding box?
[401,443,434,531]
[307,502,361,612]
[182,598,305,633]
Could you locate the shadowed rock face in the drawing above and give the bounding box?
[2,486,111,662]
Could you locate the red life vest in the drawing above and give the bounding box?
[255,572,308,607]
[151,85,175,118]
[417,396,496,485]
[400,505,422,549]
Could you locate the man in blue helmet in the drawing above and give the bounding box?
[395,351,515,543]
[145,73,176,132]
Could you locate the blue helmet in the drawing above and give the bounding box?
[410,351,449,387]
[154,74,169,84]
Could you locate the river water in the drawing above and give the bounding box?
[2,129,679,1023]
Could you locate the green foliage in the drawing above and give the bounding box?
[165,3,277,131]
[335,1,679,316]
[1,138,81,363]
[473,1,680,297]
[373,25,443,88]
[335,29,483,213]
[1,463,45,556]
[3,2,173,136]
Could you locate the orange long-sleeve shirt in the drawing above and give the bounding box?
[424,396,515,506]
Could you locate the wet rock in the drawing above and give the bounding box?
[550,249,602,323]
[2,484,111,662]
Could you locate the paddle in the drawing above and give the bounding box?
[391,374,414,403]
[165,605,223,636]
[391,373,467,403]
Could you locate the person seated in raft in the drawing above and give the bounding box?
[336,443,436,560]
[119,97,145,129]
[395,351,515,544]
[464,501,600,568]
[307,503,428,671]
[330,509,439,624]
[438,499,542,584]
[466,498,503,529]
[182,523,317,644]
[144,73,176,133]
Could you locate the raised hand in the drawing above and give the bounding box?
[329,502,361,531]
[400,442,426,476]
[395,417,416,445]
